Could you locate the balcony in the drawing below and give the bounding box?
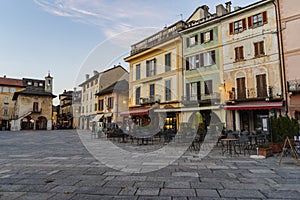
[288,80,300,93]
[130,21,185,55]
[140,95,161,105]
[227,87,276,102]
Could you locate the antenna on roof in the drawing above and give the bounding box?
[177,14,183,20]
[48,70,51,77]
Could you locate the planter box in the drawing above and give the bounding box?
[258,147,273,158]
[268,142,283,153]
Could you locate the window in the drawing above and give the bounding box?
[91,80,93,87]
[33,102,39,112]
[203,51,216,67]
[256,74,267,97]
[27,81,32,86]
[90,91,93,99]
[82,106,84,114]
[94,103,97,111]
[204,80,213,95]
[86,105,88,113]
[235,46,244,61]
[136,64,141,80]
[83,85,86,93]
[86,94,88,101]
[254,41,265,57]
[90,104,92,112]
[187,35,198,47]
[149,84,155,101]
[39,82,43,87]
[135,87,141,105]
[4,96,9,104]
[98,99,104,110]
[34,82,38,87]
[9,88,15,93]
[165,53,171,72]
[237,77,246,99]
[3,87,9,92]
[201,30,213,43]
[0,87,2,92]
[108,97,114,109]
[165,80,171,101]
[186,81,200,101]
[3,108,8,116]
[229,18,246,34]
[248,11,267,28]
[146,59,156,77]
[95,78,98,84]
[87,83,89,89]
[186,50,215,70]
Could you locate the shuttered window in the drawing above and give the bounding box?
[256,74,267,97]
[235,46,244,61]
[229,18,246,34]
[254,41,265,57]
[237,77,246,99]
[249,11,268,28]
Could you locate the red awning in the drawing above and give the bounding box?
[224,101,283,110]
[120,108,150,116]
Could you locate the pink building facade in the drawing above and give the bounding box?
[277,0,300,119]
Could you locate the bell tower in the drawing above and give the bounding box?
[45,71,53,93]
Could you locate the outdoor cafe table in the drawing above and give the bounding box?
[221,138,239,156]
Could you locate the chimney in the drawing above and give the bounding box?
[3,75,6,78]
[93,70,98,76]
[200,5,209,19]
[64,89,66,93]
[225,1,232,13]
[85,74,90,80]
[74,87,77,92]
[216,4,227,16]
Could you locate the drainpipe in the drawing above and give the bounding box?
[272,0,288,115]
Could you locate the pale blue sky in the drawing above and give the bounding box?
[0,0,257,105]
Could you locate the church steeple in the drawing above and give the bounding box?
[45,71,53,93]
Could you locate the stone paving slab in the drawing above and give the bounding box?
[0,130,300,199]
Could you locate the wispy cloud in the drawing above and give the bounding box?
[33,0,173,38]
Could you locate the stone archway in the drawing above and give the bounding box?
[21,116,34,130]
[36,116,47,130]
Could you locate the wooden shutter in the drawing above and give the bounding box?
[229,22,234,35]
[199,53,204,67]
[211,50,216,64]
[186,58,190,70]
[240,46,244,60]
[197,81,201,101]
[242,18,247,30]
[259,41,265,55]
[153,58,156,75]
[235,47,238,61]
[200,33,204,44]
[186,37,190,47]
[256,74,267,97]
[186,83,190,101]
[195,35,198,45]
[146,60,149,77]
[254,42,259,57]
[262,11,268,24]
[237,77,246,99]
[248,16,253,28]
[196,54,200,68]
[210,30,214,41]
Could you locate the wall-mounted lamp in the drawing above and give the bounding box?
[218,82,226,91]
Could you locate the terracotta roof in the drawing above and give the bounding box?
[0,77,24,87]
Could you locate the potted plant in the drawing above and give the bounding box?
[258,144,273,158]
[269,116,299,153]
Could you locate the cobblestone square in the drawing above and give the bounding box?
[0,130,299,199]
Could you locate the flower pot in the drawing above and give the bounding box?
[258,147,273,158]
[268,142,283,153]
